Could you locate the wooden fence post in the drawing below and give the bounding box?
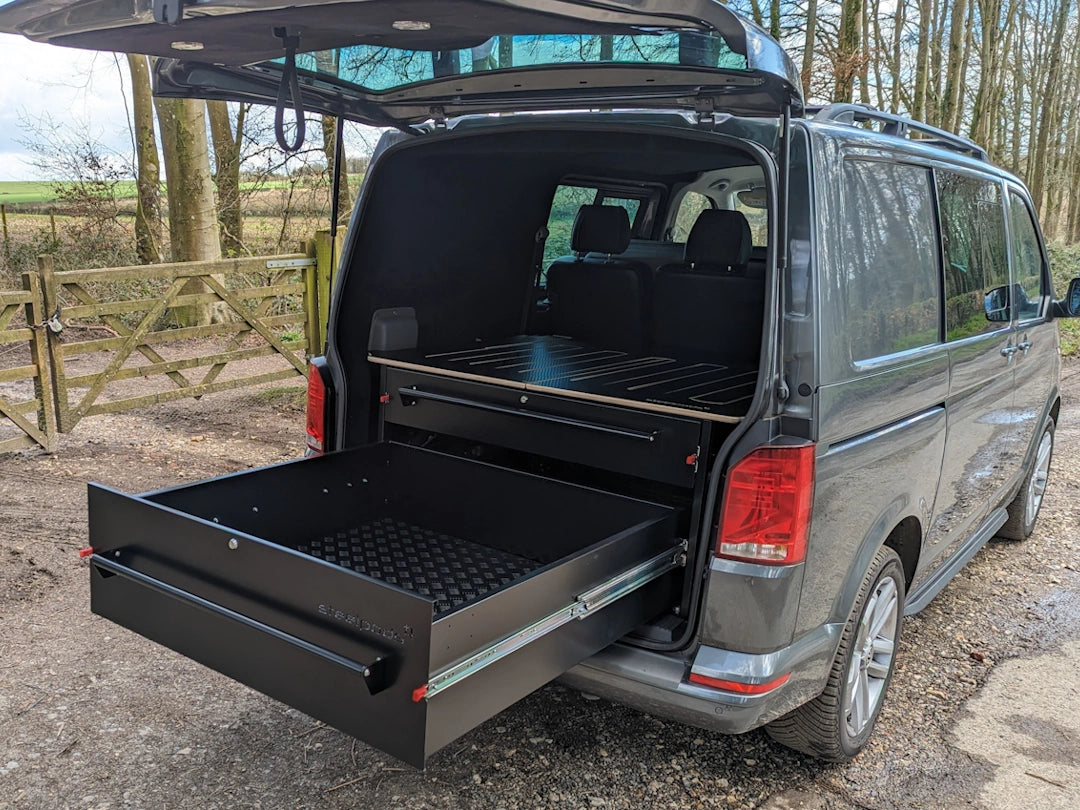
[22,269,57,452]
[313,229,344,355]
[302,238,321,357]
[1,203,9,267]
[37,254,72,432]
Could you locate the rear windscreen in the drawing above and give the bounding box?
[283,32,748,93]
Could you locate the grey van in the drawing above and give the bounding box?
[5,0,1080,766]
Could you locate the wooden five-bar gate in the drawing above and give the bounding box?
[0,273,57,453]
[0,243,331,452]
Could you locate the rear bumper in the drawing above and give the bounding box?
[561,622,842,734]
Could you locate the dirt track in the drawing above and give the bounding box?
[1,364,1078,810]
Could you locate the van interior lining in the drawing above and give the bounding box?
[335,125,768,444]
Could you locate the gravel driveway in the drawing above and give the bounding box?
[1,362,1078,810]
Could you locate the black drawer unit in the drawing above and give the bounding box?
[87,443,682,766]
[379,367,705,487]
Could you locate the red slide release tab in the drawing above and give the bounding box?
[77,547,95,559]
[411,684,428,703]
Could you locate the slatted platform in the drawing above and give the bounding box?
[370,335,754,421]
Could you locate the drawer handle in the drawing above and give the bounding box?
[91,554,394,695]
[397,387,660,442]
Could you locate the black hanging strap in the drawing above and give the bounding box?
[274,27,306,153]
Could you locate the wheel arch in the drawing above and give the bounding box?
[830,507,919,630]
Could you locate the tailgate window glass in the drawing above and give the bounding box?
[291,34,748,93]
[839,160,941,362]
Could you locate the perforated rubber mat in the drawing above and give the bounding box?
[297,517,538,616]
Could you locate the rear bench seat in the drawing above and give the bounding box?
[651,210,764,366]
[546,205,652,352]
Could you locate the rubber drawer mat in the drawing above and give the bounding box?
[296,517,539,616]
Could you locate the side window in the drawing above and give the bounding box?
[937,172,1010,340]
[1008,190,1048,321]
[541,185,643,269]
[671,191,712,242]
[733,188,769,246]
[543,185,597,268]
[598,195,642,225]
[839,160,940,361]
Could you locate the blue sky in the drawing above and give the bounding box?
[0,32,134,180]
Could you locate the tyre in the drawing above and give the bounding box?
[999,418,1055,540]
[766,546,904,761]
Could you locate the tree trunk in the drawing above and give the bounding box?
[939,0,969,132]
[1030,0,1072,217]
[860,0,873,105]
[127,54,163,264]
[154,95,222,326]
[748,0,765,28]
[890,0,907,113]
[321,115,352,224]
[834,0,863,103]
[769,0,781,39]
[801,0,819,101]
[313,50,352,224]
[206,100,245,256]
[913,0,932,120]
[499,35,514,69]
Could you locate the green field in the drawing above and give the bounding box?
[0,176,359,207]
[0,180,141,205]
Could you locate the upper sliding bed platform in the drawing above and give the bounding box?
[369,336,756,423]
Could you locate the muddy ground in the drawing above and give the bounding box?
[1,363,1078,810]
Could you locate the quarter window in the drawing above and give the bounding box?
[838,160,941,361]
[671,191,712,242]
[542,185,644,269]
[1008,190,1047,321]
[937,172,1010,340]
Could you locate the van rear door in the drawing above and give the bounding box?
[0,0,802,127]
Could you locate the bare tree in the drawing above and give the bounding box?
[127,54,163,264]
[154,95,222,325]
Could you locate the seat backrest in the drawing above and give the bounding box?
[651,210,763,365]
[546,205,652,352]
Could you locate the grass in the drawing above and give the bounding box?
[1048,242,1080,357]
[0,176,364,208]
[0,180,140,205]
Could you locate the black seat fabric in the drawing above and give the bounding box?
[546,205,652,352]
[652,210,763,365]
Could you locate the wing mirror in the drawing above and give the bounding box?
[984,286,1012,322]
[1052,277,1080,318]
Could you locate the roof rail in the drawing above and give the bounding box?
[806,103,989,162]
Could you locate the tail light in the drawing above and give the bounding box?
[715,443,815,565]
[305,360,330,454]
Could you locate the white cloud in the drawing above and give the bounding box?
[0,34,133,180]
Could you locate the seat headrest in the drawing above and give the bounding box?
[570,205,632,256]
[685,209,752,273]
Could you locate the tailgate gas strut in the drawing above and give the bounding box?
[412,541,686,703]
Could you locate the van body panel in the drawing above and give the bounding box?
[918,330,1018,577]
[796,406,946,636]
[698,557,804,654]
